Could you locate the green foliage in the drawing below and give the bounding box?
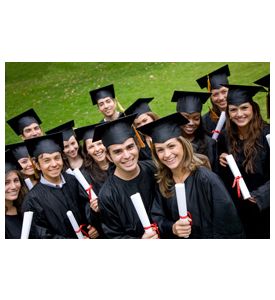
[5,62,269,144]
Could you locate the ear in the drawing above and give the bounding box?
[106,152,113,163]
[20,134,25,141]
[34,160,41,171]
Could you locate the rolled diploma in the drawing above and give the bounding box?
[226,154,251,199]
[20,211,34,239]
[212,111,226,140]
[66,168,75,176]
[266,134,270,147]
[66,210,84,239]
[130,193,153,233]
[24,178,34,190]
[73,168,97,200]
[175,183,187,219]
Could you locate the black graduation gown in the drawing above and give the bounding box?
[151,166,245,239]
[21,173,100,239]
[98,160,157,238]
[138,140,152,161]
[5,214,23,239]
[217,126,270,238]
[202,111,225,136]
[100,112,125,124]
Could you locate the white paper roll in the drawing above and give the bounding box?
[212,111,226,140]
[20,211,34,239]
[66,210,84,239]
[73,168,97,200]
[226,154,251,199]
[266,134,270,147]
[130,193,153,233]
[175,183,187,218]
[66,168,75,176]
[24,178,34,190]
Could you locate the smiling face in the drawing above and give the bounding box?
[97,97,117,118]
[18,157,35,176]
[22,123,43,140]
[211,86,228,111]
[134,113,155,128]
[63,136,79,159]
[181,112,201,137]
[154,137,184,172]
[107,137,139,178]
[85,139,107,163]
[228,102,254,129]
[5,171,21,201]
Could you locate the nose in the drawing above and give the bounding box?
[122,149,131,159]
[163,148,171,159]
[9,181,17,190]
[50,159,58,167]
[236,108,242,117]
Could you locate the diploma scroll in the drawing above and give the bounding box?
[266,134,270,147]
[130,193,153,233]
[175,183,190,238]
[226,154,251,199]
[20,211,34,239]
[24,178,34,190]
[73,168,97,201]
[66,168,75,176]
[212,111,226,140]
[66,210,84,239]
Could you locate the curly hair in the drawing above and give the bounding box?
[151,136,206,198]
[226,101,268,173]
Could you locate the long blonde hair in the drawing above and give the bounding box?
[151,136,206,198]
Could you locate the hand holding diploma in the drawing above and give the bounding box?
[20,211,34,239]
[212,111,226,140]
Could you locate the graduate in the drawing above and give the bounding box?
[171,90,219,172]
[218,84,269,238]
[92,114,159,239]
[124,97,159,160]
[254,74,270,119]
[5,150,28,239]
[138,113,245,239]
[196,65,230,135]
[46,120,84,171]
[7,108,43,140]
[22,132,101,239]
[89,84,124,123]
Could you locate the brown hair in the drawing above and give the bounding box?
[226,101,267,173]
[151,136,206,198]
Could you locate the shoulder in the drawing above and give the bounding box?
[194,166,219,183]
[138,160,156,172]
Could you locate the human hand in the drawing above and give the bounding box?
[172,218,192,238]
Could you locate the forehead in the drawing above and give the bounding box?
[212,86,228,94]
[97,96,114,104]
[182,112,201,118]
[39,151,61,159]
[108,137,136,151]
[228,102,252,108]
[23,122,40,130]
[154,137,178,148]
[64,135,77,144]
[6,170,19,179]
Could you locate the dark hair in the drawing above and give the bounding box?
[226,100,267,173]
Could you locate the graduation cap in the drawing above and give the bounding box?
[171,91,211,114]
[124,98,154,117]
[46,120,75,141]
[92,114,137,148]
[89,84,115,105]
[24,132,64,158]
[5,142,29,161]
[5,149,21,173]
[254,74,270,89]
[6,108,42,136]
[138,113,188,144]
[223,84,267,106]
[74,122,102,142]
[196,64,230,91]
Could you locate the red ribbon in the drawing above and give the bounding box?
[85,184,93,202]
[180,211,193,226]
[232,176,242,198]
[75,224,89,238]
[144,223,160,237]
[211,129,221,134]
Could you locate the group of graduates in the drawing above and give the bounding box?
[5,64,270,239]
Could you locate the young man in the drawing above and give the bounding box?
[22,132,101,239]
[7,108,44,140]
[89,84,124,122]
[196,64,230,135]
[92,114,158,239]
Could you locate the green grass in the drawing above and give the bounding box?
[5,62,270,144]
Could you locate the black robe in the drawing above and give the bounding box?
[151,166,245,239]
[5,214,23,239]
[138,140,152,161]
[202,111,225,137]
[98,160,156,238]
[217,125,270,238]
[22,173,101,239]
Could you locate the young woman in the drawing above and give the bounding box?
[138,113,245,239]
[218,84,270,238]
[5,150,28,239]
[171,90,219,172]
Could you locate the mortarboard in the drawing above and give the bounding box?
[138,112,188,144]
[7,108,42,136]
[223,84,267,106]
[46,120,75,141]
[5,149,21,173]
[196,64,230,91]
[6,142,29,161]
[24,132,64,158]
[92,114,137,148]
[89,84,115,105]
[124,98,154,117]
[254,74,270,89]
[171,91,211,114]
[74,123,102,142]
